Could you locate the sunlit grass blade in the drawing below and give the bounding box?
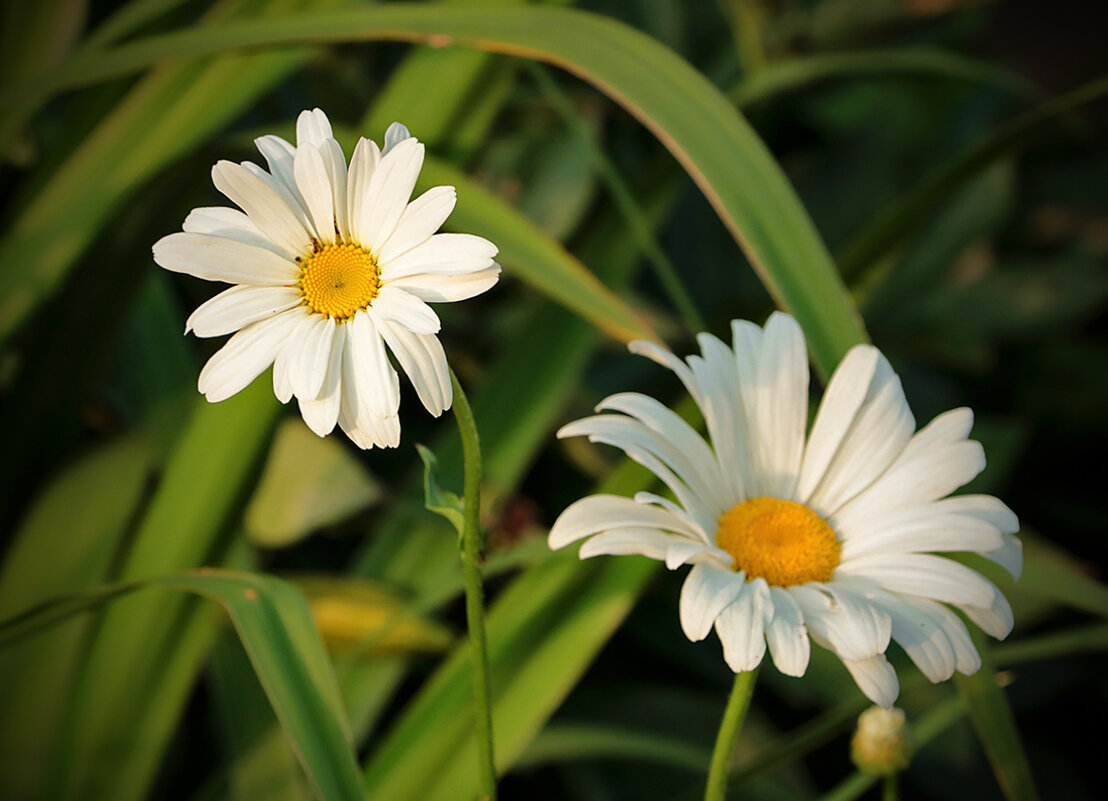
[730,48,1033,109]
[954,634,1040,801]
[517,722,709,773]
[0,569,364,801]
[837,75,1108,279]
[993,623,1108,665]
[7,3,869,370]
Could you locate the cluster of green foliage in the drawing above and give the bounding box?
[1,1,1105,800]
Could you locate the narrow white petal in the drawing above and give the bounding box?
[372,314,452,416]
[797,345,880,501]
[665,540,729,570]
[679,563,747,642]
[715,578,773,672]
[899,407,974,462]
[691,333,751,500]
[294,144,337,244]
[982,533,1023,581]
[385,266,501,303]
[186,285,301,338]
[378,233,497,281]
[843,654,899,707]
[383,121,412,154]
[872,591,957,683]
[197,309,300,402]
[832,439,987,535]
[289,315,338,401]
[751,312,809,499]
[579,528,680,561]
[766,587,811,676]
[296,108,334,148]
[254,135,299,197]
[548,494,704,549]
[211,160,312,258]
[360,138,425,253]
[153,232,298,285]
[627,340,705,409]
[903,596,981,675]
[298,327,346,436]
[840,513,1005,561]
[347,136,381,246]
[836,553,998,608]
[372,285,441,335]
[938,495,1020,534]
[336,331,401,452]
[319,136,350,241]
[347,310,400,419]
[790,584,891,662]
[376,186,458,264]
[633,492,710,540]
[182,206,283,255]
[805,354,914,518]
[958,591,1015,640]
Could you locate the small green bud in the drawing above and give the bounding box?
[850,706,913,776]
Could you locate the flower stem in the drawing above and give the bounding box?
[704,668,759,801]
[883,773,898,801]
[449,368,497,801]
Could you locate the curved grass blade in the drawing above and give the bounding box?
[0,569,364,801]
[6,3,868,371]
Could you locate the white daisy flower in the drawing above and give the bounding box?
[153,108,500,449]
[550,312,1020,706]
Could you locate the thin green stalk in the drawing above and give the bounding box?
[704,668,759,801]
[449,368,497,801]
[883,772,898,801]
[526,61,708,335]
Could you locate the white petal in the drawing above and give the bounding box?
[294,144,336,244]
[982,533,1023,581]
[899,407,974,462]
[298,327,346,436]
[805,353,914,518]
[186,285,301,338]
[372,314,452,416]
[749,312,809,499]
[359,138,425,253]
[766,587,810,676]
[715,578,773,672]
[797,345,880,501]
[634,491,709,540]
[833,430,986,531]
[153,232,298,285]
[379,233,497,281]
[790,584,891,662]
[372,285,441,334]
[903,596,981,676]
[197,309,301,402]
[938,495,1020,534]
[690,332,752,500]
[211,160,312,258]
[836,553,997,608]
[597,392,731,512]
[336,327,401,452]
[958,591,1014,640]
[679,563,747,642]
[254,135,299,198]
[666,540,730,570]
[627,340,705,409]
[296,108,334,148]
[347,137,381,246]
[840,512,1005,562]
[376,186,457,264]
[385,266,501,303]
[182,206,283,255]
[579,528,681,561]
[843,654,899,707]
[873,592,957,683]
[347,310,400,419]
[548,494,705,549]
[288,315,338,401]
[383,121,412,154]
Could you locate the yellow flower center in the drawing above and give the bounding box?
[715,497,840,586]
[298,243,380,319]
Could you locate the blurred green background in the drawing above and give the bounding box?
[1,1,1105,800]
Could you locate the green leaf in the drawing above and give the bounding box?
[245,419,382,549]
[517,722,709,772]
[0,569,364,801]
[954,634,1039,801]
[417,444,466,538]
[10,3,869,370]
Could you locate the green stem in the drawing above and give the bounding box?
[704,668,759,801]
[883,772,898,801]
[450,368,497,801]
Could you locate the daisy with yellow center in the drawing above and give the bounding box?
[549,313,1021,706]
[153,109,500,449]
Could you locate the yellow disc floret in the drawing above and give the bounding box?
[299,243,380,319]
[715,497,840,586]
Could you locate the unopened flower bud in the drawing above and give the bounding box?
[851,706,913,776]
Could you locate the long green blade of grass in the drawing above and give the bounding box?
[4,3,869,370]
[0,569,363,801]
